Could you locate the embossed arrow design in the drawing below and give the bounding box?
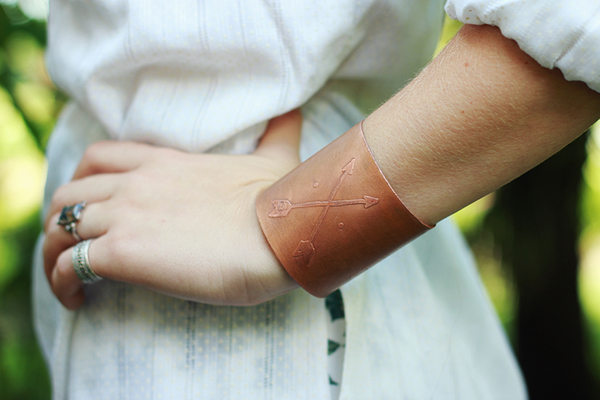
[268,158,379,264]
[269,196,379,217]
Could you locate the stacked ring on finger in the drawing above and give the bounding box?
[57,201,87,241]
[72,239,103,283]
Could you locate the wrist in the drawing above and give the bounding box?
[255,122,432,297]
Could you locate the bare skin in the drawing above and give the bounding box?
[365,25,600,226]
[43,113,302,309]
[44,25,600,309]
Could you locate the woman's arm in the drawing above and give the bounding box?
[44,25,600,308]
[256,24,600,296]
[365,24,600,226]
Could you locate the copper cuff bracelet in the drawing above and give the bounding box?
[256,121,433,298]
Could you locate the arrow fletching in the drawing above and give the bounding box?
[293,240,316,264]
[269,199,293,217]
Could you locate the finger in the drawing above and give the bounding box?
[52,248,86,310]
[46,173,118,227]
[254,109,302,165]
[80,233,149,285]
[44,202,111,281]
[72,141,154,180]
[44,214,77,282]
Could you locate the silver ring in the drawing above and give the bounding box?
[57,201,87,241]
[72,239,103,283]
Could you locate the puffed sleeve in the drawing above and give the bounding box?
[445,0,600,93]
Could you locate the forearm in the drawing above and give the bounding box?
[255,23,600,297]
[364,24,600,226]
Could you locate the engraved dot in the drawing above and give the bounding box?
[338,222,344,229]
[313,182,319,188]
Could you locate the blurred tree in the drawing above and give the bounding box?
[1,2,64,150]
[0,214,50,400]
[0,3,55,399]
[484,131,600,399]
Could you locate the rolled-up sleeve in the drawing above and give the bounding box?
[445,0,600,93]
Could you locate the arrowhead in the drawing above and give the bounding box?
[269,200,292,217]
[363,196,378,208]
[341,158,355,175]
[293,240,315,264]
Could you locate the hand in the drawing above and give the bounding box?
[43,111,302,310]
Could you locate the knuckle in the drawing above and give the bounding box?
[42,233,57,264]
[105,230,133,264]
[55,252,74,281]
[82,141,108,163]
[150,143,179,159]
[51,184,69,206]
[122,171,143,190]
[44,213,58,233]
[155,146,176,158]
[49,185,72,217]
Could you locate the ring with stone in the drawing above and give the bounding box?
[72,239,103,283]
[57,201,87,241]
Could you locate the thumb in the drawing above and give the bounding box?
[254,109,302,166]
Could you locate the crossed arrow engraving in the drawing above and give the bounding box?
[269,158,379,264]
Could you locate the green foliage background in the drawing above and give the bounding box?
[1,4,600,399]
[0,3,57,398]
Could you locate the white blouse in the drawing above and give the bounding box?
[446,0,600,93]
[35,0,599,399]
